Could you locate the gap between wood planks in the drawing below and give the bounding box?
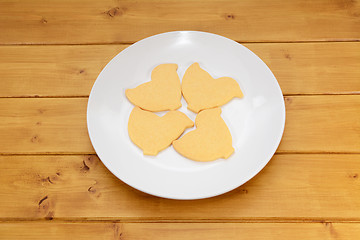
[0,93,359,99]
[0,152,359,156]
[0,40,359,46]
[0,218,360,223]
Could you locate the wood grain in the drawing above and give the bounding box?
[279,95,360,152]
[246,42,360,95]
[0,222,120,240]
[0,98,93,154]
[0,154,359,220]
[0,43,359,97]
[0,222,359,239]
[0,45,128,97]
[0,0,359,44]
[0,96,359,154]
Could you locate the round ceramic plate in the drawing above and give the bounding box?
[87,31,285,200]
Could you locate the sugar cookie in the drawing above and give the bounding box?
[128,107,193,155]
[173,108,234,161]
[126,64,182,112]
[182,63,243,113]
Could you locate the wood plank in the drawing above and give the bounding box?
[0,222,359,239]
[0,43,359,97]
[0,0,359,44]
[0,154,359,219]
[246,42,360,95]
[0,96,359,154]
[0,98,94,154]
[279,95,360,153]
[0,222,118,240]
[0,45,128,97]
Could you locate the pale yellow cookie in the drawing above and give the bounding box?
[126,64,182,112]
[173,108,234,162]
[182,63,243,113]
[128,107,193,156]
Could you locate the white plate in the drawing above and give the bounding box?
[87,31,285,200]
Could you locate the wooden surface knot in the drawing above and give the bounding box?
[40,17,48,24]
[30,135,40,143]
[225,13,235,20]
[104,7,126,18]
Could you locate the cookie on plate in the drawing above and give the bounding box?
[173,107,234,161]
[128,107,193,155]
[126,64,182,112]
[182,63,243,113]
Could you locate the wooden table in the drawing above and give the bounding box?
[1,0,359,239]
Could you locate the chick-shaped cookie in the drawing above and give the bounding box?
[128,107,193,155]
[182,63,243,113]
[126,64,182,112]
[173,108,234,161]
